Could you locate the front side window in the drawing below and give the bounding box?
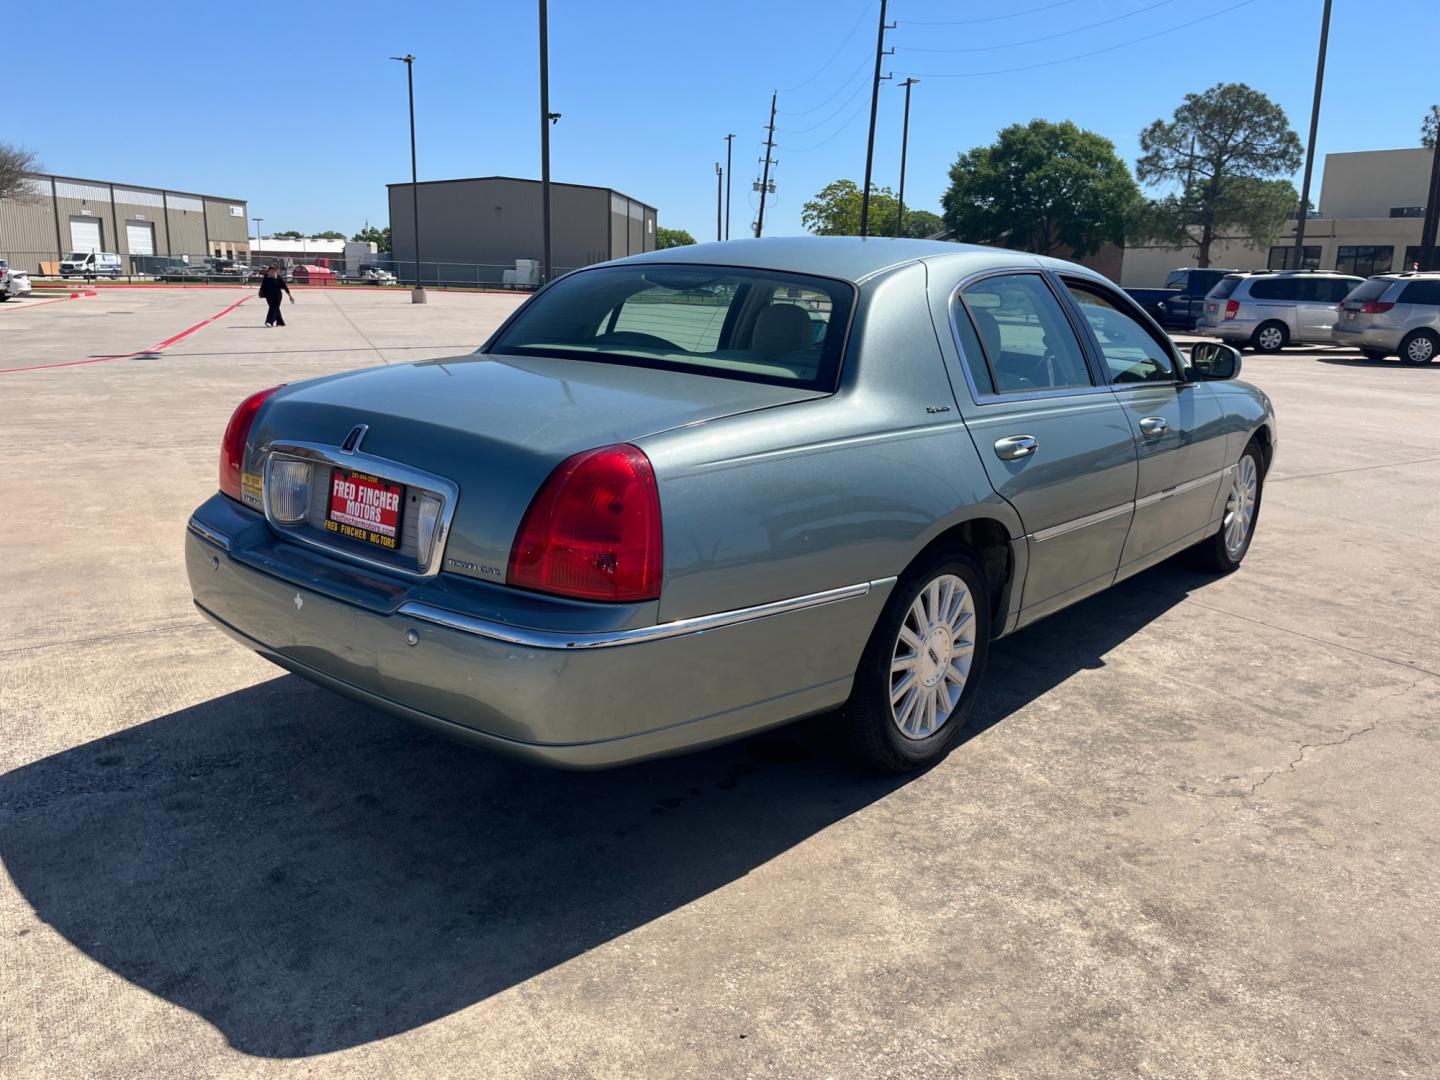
[1065,282,1176,384]
[487,265,853,390]
[959,274,1092,394]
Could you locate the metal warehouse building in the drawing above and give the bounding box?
[0,173,249,273]
[387,176,657,285]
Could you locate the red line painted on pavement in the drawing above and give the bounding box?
[0,296,251,374]
[0,290,98,311]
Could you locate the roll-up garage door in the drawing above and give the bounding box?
[69,218,102,253]
[126,222,155,257]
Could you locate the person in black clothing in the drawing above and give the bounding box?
[259,265,293,327]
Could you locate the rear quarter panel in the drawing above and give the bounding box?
[640,261,1021,623]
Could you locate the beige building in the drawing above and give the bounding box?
[1120,148,1434,286]
[0,173,249,273]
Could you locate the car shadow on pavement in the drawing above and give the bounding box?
[0,562,1196,1058]
[1313,355,1438,370]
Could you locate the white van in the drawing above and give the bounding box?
[59,251,122,279]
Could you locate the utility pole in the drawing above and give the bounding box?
[859,0,895,237]
[895,77,919,237]
[1292,0,1331,271]
[724,133,735,240]
[538,0,557,285]
[251,217,263,262]
[715,162,723,241]
[755,92,778,238]
[389,54,425,302]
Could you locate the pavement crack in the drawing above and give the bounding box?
[1246,721,1379,795]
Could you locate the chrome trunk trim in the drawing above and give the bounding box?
[187,516,232,551]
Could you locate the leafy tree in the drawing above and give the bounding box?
[802,180,943,238]
[273,230,304,239]
[1134,82,1303,267]
[312,230,345,240]
[0,143,41,204]
[352,225,392,253]
[656,226,697,249]
[1422,104,1439,150]
[941,120,1139,257]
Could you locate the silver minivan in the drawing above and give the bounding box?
[1196,271,1363,351]
[1332,273,1440,364]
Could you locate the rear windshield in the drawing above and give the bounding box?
[487,265,855,390]
[1208,275,1242,300]
[1347,277,1394,303]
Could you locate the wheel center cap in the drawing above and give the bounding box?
[920,626,952,687]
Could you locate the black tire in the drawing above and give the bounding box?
[1400,329,1438,365]
[1360,348,1389,361]
[845,547,992,773]
[1251,321,1288,353]
[1190,441,1265,574]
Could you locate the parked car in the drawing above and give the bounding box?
[209,261,255,282]
[133,255,189,278]
[186,238,1275,772]
[1332,272,1440,363]
[59,251,122,279]
[160,263,215,282]
[1195,271,1364,352]
[0,259,33,300]
[359,267,397,285]
[1125,267,1238,330]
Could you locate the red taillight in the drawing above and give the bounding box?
[1223,299,1240,320]
[508,443,663,602]
[1360,301,1394,314]
[219,385,284,502]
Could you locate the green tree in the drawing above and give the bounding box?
[0,143,41,204]
[312,230,345,240]
[802,180,943,238]
[352,225,392,253]
[273,230,304,239]
[941,120,1139,258]
[1422,104,1439,150]
[1134,82,1303,267]
[655,226,696,249]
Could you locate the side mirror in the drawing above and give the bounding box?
[1189,341,1242,381]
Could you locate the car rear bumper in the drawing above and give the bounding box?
[186,495,890,768]
[1331,322,1400,350]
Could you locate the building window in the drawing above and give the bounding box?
[1335,245,1393,276]
[1268,245,1320,270]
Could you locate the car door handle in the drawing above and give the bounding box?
[1139,416,1168,438]
[994,435,1038,460]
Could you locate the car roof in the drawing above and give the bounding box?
[603,235,1067,285]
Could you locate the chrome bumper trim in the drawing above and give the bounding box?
[398,577,895,651]
[187,516,231,551]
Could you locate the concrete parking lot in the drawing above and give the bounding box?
[2,286,1437,1079]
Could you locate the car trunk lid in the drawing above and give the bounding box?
[246,352,824,584]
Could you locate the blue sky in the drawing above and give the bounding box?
[6,0,1436,241]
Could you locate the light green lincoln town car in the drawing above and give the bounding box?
[186,237,1275,772]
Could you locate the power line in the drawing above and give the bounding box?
[899,0,1179,53]
[779,0,875,93]
[903,0,1082,26]
[786,97,873,154]
[898,0,1261,78]
[778,57,871,116]
[778,77,870,135]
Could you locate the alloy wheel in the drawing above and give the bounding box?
[1258,326,1284,351]
[889,574,976,740]
[1406,334,1436,364]
[1223,454,1259,557]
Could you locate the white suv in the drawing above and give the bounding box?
[1196,271,1363,352]
[1332,273,1440,364]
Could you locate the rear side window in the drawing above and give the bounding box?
[959,274,1093,394]
[488,265,854,390]
[1398,280,1440,306]
[1348,277,1394,303]
[1209,275,1242,300]
[1248,277,1300,301]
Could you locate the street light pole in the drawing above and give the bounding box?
[539,0,556,285]
[724,133,735,240]
[715,163,723,242]
[1291,0,1331,271]
[251,217,263,263]
[389,53,426,303]
[895,78,918,237]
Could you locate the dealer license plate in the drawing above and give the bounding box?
[325,469,404,550]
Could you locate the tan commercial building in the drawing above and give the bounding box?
[1120,148,1434,286]
[0,173,249,273]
